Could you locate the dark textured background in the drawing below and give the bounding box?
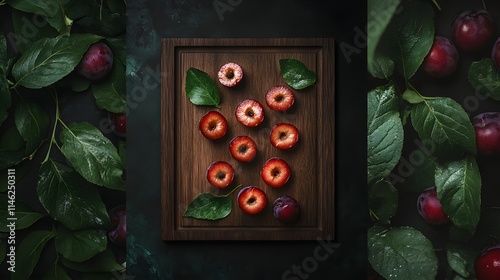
[126,0,367,279]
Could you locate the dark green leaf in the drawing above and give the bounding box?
[184,193,232,220]
[397,155,436,193]
[55,225,107,262]
[107,0,126,14]
[368,226,438,280]
[468,58,500,101]
[369,180,398,224]
[8,0,71,34]
[12,230,55,280]
[107,36,126,64]
[0,32,10,125]
[42,265,71,280]
[91,60,126,114]
[118,140,126,168]
[411,98,476,158]
[0,126,24,151]
[15,101,49,153]
[60,122,124,190]
[0,32,8,70]
[447,244,474,278]
[367,83,403,184]
[435,155,481,234]
[369,55,394,80]
[0,194,46,232]
[0,149,26,171]
[10,9,59,54]
[185,67,221,107]
[61,250,124,272]
[0,75,10,126]
[12,34,102,89]
[63,0,92,20]
[378,1,434,79]
[37,159,111,230]
[367,0,400,78]
[279,59,317,89]
[76,4,125,37]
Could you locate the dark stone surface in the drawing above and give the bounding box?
[126,0,367,279]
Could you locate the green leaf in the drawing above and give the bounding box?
[369,55,395,80]
[55,225,107,262]
[0,32,8,71]
[12,34,102,89]
[91,60,126,114]
[12,230,55,280]
[447,244,474,278]
[368,226,438,280]
[378,0,435,79]
[279,58,317,89]
[367,83,404,184]
[411,98,476,158]
[0,75,11,126]
[435,155,481,234]
[0,33,10,126]
[0,149,26,170]
[107,36,126,65]
[369,180,398,224]
[76,4,125,37]
[37,159,111,230]
[61,250,124,272]
[10,9,59,54]
[8,0,71,34]
[367,0,400,78]
[0,126,24,151]
[398,155,436,193]
[0,194,46,232]
[185,67,221,107]
[468,58,500,101]
[42,265,71,280]
[118,140,126,168]
[15,101,50,154]
[184,193,233,220]
[59,122,124,190]
[402,89,425,104]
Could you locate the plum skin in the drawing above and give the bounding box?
[273,196,300,223]
[108,205,126,247]
[422,36,459,77]
[77,42,114,80]
[474,245,500,280]
[471,112,500,156]
[451,9,496,52]
[417,187,448,225]
[109,113,126,138]
[492,37,500,68]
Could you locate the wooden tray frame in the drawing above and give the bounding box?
[161,38,335,240]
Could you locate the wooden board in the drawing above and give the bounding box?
[161,38,335,240]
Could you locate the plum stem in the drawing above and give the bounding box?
[42,90,61,164]
[223,184,242,197]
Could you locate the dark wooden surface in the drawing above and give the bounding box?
[161,38,335,240]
